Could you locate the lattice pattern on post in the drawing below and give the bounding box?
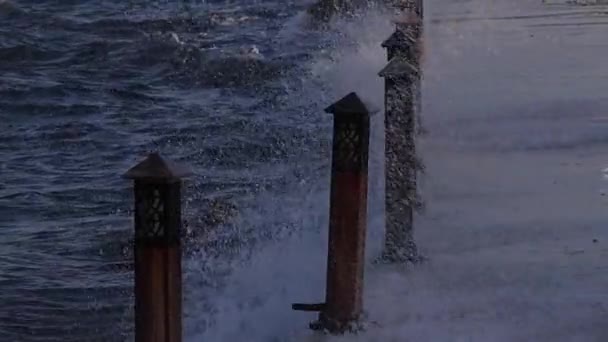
[136,185,167,240]
[125,152,190,246]
[332,119,364,172]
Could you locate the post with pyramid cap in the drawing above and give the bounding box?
[383,3,424,115]
[291,92,375,333]
[123,152,192,342]
[379,56,423,264]
[382,15,420,63]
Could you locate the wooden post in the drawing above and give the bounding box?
[390,0,424,22]
[383,18,421,63]
[380,5,425,263]
[386,3,424,116]
[379,56,422,262]
[123,152,191,342]
[292,92,375,333]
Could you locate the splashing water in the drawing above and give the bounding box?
[184,0,608,341]
[2,0,607,340]
[183,6,394,341]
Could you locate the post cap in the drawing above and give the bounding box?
[324,92,378,116]
[381,27,416,48]
[123,152,192,181]
[378,57,419,78]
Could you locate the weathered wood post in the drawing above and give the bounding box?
[123,152,191,342]
[383,16,421,64]
[292,92,375,333]
[379,28,423,263]
[385,11,423,115]
[393,0,424,21]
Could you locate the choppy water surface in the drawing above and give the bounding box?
[1,0,608,341]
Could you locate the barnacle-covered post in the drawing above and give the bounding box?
[123,152,191,342]
[292,92,375,333]
[379,56,422,263]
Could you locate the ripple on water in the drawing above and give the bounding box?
[0,0,344,341]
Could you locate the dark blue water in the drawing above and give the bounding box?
[3,0,608,341]
[0,1,340,340]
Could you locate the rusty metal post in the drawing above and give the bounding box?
[379,56,422,262]
[292,92,375,333]
[123,152,191,342]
